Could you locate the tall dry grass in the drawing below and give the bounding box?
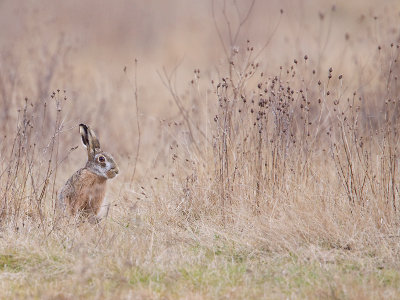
[1,0,400,299]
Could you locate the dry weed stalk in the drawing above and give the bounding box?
[0,90,75,234]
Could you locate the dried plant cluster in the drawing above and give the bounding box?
[1,1,400,299]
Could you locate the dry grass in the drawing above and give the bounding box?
[1,0,400,299]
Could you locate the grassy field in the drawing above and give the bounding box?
[1,0,400,299]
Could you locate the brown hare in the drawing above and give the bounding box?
[58,124,119,222]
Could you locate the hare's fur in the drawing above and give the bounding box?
[58,124,119,221]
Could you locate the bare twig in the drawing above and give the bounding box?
[129,59,142,187]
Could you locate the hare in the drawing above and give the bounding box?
[58,124,119,222]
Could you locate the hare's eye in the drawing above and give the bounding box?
[98,155,106,163]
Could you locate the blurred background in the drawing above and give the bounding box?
[0,0,399,182]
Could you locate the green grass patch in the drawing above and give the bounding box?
[0,254,24,271]
[0,253,46,272]
[1,244,400,299]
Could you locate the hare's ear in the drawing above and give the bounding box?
[79,124,101,157]
[79,124,90,148]
[87,127,101,151]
